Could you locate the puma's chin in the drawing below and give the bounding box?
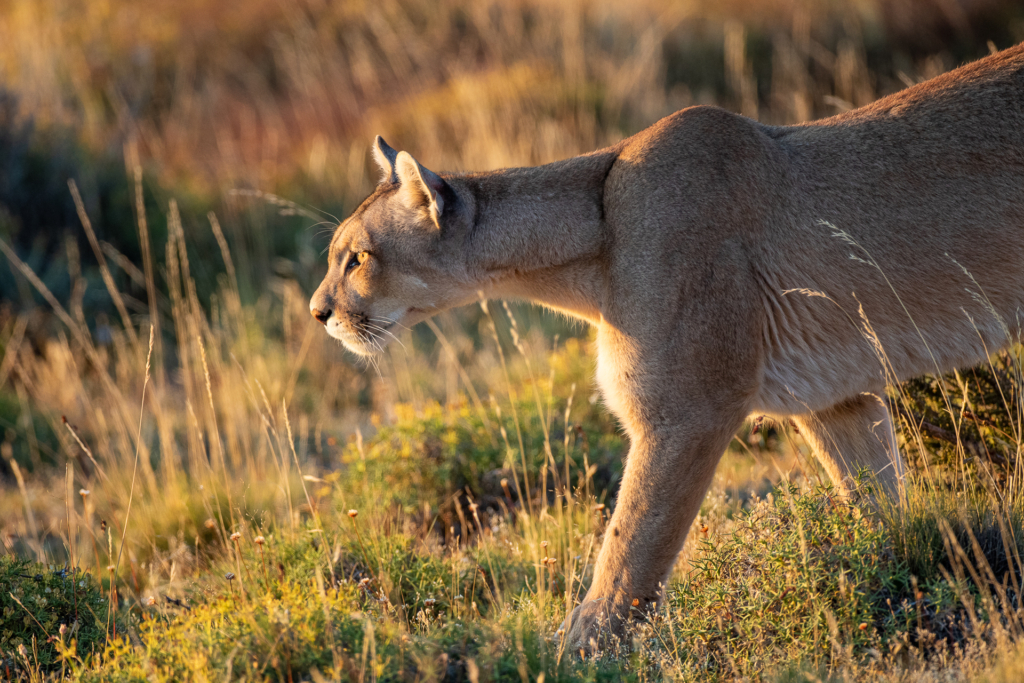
[325,319,385,357]
[340,335,381,357]
[326,308,420,356]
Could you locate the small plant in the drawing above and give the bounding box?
[655,482,946,678]
[0,557,106,674]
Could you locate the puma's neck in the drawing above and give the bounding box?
[450,149,620,323]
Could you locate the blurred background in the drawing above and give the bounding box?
[3,0,1024,312]
[1,0,1023,583]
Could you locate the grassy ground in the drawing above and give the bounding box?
[4,260,1024,681]
[4,1,1024,681]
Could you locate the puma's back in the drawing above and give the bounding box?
[723,44,1024,413]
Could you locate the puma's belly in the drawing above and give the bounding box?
[753,304,1012,416]
[755,337,884,414]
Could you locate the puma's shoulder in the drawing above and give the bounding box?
[604,105,788,244]
[617,105,776,165]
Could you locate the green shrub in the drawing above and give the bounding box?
[338,340,627,519]
[883,485,1024,585]
[655,483,940,678]
[0,556,106,674]
[898,352,1023,477]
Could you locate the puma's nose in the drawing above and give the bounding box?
[311,307,331,325]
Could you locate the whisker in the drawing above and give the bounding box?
[307,220,339,233]
[360,331,385,379]
[370,317,412,332]
[365,323,406,350]
[309,204,340,224]
[366,353,383,380]
[380,329,406,350]
[369,346,386,379]
[363,329,387,353]
[229,189,339,223]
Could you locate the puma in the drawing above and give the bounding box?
[310,44,1024,649]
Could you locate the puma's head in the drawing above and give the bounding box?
[309,137,476,356]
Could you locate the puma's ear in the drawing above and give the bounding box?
[371,135,399,184]
[396,151,447,228]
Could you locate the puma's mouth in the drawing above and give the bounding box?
[325,307,436,356]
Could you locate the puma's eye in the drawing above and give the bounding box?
[346,252,368,272]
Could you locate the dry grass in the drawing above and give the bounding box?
[2,0,1021,206]
[3,0,1024,680]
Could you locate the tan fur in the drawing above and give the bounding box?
[311,44,1024,650]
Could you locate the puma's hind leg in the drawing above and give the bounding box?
[790,393,905,497]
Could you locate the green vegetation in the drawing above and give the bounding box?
[1,557,107,674]
[8,469,1024,680]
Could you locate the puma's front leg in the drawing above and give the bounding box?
[565,254,763,651]
[562,386,752,651]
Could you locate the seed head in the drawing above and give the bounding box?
[230,532,242,541]
[79,489,90,497]
[144,596,156,607]
[541,540,549,548]
[254,535,266,545]
[106,565,116,572]
[347,509,358,518]
[358,577,371,587]
[225,572,236,581]
[59,623,67,636]
[424,598,436,607]
[859,622,868,631]
[204,518,217,530]
[17,643,28,659]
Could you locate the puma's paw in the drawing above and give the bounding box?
[561,593,650,655]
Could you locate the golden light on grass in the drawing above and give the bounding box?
[0,1,1023,679]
